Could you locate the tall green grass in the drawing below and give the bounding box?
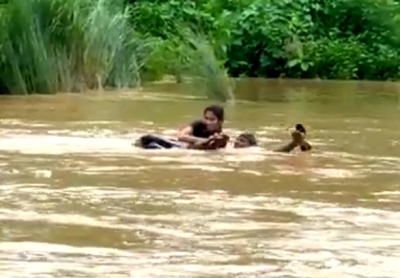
[138,25,235,103]
[0,0,235,102]
[0,0,153,94]
[184,29,235,103]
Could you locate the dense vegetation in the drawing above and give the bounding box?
[1,0,400,97]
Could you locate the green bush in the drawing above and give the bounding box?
[224,0,400,79]
[130,0,400,81]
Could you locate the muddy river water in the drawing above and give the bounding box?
[0,79,400,278]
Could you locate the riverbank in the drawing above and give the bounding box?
[1,0,400,96]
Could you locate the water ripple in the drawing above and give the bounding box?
[1,116,400,277]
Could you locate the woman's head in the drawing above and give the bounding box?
[203,105,224,132]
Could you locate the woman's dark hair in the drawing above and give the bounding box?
[203,105,224,121]
[238,133,257,146]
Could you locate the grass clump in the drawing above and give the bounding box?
[0,0,153,94]
[0,0,236,103]
[184,29,234,103]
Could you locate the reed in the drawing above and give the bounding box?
[183,29,235,103]
[0,0,153,94]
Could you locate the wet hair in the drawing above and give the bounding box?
[238,133,257,146]
[296,124,306,134]
[203,105,224,122]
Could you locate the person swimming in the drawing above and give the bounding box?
[134,104,312,152]
[232,127,311,152]
[176,104,227,149]
[134,104,228,150]
[233,133,257,148]
[135,127,312,152]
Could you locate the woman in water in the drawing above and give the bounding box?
[134,104,229,150]
[177,104,229,149]
[135,104,312,152]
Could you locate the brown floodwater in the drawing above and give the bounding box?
[0,79,400,278]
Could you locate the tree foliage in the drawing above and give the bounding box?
[130,0,400,80]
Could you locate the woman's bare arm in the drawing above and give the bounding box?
[187,134,229,150]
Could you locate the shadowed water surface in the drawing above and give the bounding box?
[0,79,400,278]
